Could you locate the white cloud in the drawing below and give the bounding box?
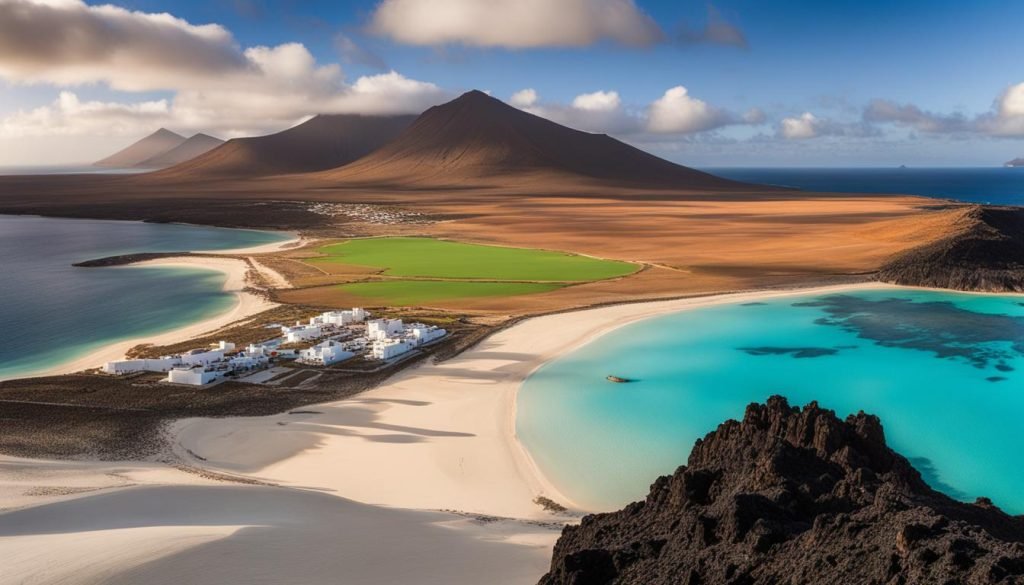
[779,112,820,139]
[0,2,450,140]
[646,86,731,134]
[509,88,539,108]
[0,0,247,91]
[369,0,663,48]
[0,91,171,137]
[572,90,621,112]
[984,82,1024,136]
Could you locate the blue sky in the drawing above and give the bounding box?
[1,0,1022,166]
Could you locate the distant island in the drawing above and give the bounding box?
[1006,158,1024,167]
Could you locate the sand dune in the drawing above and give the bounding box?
[93,128,186,168]
[153,114,416,179]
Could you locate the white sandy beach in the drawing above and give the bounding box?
[172,282,889,519]
[21,256,279,380]
[0,282,890,585]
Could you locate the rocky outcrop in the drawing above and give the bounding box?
[539,396,1024,585]
[1005,158,1023,168]
[876,205,1024,292]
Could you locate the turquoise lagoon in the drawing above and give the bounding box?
[0,215,289,380]
[517,288,1024,513]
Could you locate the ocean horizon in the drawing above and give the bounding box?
[707,167,1024,206]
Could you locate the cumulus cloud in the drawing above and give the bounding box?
[0,0,248,91]
[509,88,539,108]
[508,85,759,137]
[863,99,970,133]
[0,91,171,137]
[0,1,450,138]
[778,112,821,139]
[369,0,663,48]
[864,82,1024,138]
[646,86,732,134]
[572,90,621,112]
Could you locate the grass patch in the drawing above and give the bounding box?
[339,280,564,305]
[311,237,635,282]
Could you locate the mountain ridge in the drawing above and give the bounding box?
[93,128,186,168]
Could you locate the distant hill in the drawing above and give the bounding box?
[93,129,185,168]
[1006,158,1024,167]
[153,114,416,179]
[136,133,223,168]
[313,90,747,191]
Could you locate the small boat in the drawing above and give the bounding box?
[606,375,630,383]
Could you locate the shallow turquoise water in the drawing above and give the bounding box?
[0,215,289,380]
[517,288,1024,513]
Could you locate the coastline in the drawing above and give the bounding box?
[16,256,278,380]
[171,282,892,520]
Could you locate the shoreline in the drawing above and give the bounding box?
[10,256,278,381]
[171,282,893,520]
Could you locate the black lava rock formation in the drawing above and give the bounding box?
[539,396,1024,585]
[877,205,1024,292]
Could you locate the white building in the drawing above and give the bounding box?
[299,340,355,366]
[228,352,268,370]
[180,348,225,366]
[367,318,404,341]
[218,341,236,351]
[103,357,180,375]
[407,323,447,346]
[167,366,221,386]
[310,308,369,327]
[371,338,414,360]
[282,324,322,343]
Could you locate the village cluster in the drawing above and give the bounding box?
[101,308,446,386]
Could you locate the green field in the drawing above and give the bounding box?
[338,280,563,305]
[311,237,636,282]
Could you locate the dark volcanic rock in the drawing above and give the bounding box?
[876,206,1024,292]
[539,396,1024,585]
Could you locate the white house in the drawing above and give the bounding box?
[167,366,221,386]
[180,348,225,366]
[367,318,404,341]
[371,338,414,360]
[218,341,236,351]
[103,357,180,375]
[228,352,268,371]
[282,324,321,343]
[311,308,369,327]
[299,340,355,366]
[407,324,447,346]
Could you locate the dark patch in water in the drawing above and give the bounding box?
[987,376,1008,382]
[908,456,970,501]
[741,302,768,306]
[797,295,1024,370]
[739,346,840,359]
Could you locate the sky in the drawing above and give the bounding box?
[0,0,1022,167]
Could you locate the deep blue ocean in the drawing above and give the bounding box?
[707,167,1024,206]
[518,288,1024,514]
[0,215,288,380]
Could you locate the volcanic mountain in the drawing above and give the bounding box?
[313,90,748,191]
[540,397,1024,585]
[93,128,186,168]
[1006,158,1024,168]
[154,114,416,179]
[136,133,223,168]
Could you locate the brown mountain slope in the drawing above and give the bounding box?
[136,133,223,168]
[93,128,185,168]
[152,114,416,179]
[313,90,751,191]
